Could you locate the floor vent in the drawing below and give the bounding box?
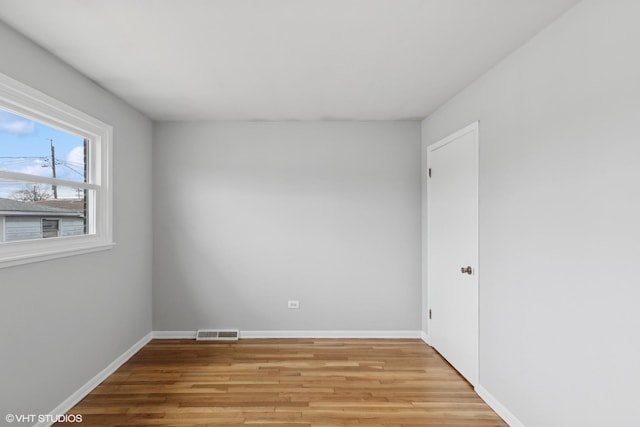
[196,329,239,341]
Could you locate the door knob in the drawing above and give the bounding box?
[461,266,473,275]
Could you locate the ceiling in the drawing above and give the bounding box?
[0,0,580,121]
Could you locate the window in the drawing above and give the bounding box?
[42,219,60,238]
[0,73,113,268]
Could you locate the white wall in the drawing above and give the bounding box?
[0,21,153,418]
[153,121,421,332]
[422,1,640,425]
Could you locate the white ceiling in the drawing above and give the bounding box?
[0,0,580,121]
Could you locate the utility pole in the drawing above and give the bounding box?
[48,138,58,199]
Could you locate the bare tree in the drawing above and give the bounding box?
[11,184,52,202]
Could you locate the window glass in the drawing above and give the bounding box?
[0,109,87,183]
[42,219,60,238]
[0,108,92,243]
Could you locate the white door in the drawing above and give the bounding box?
[427,122,479,385]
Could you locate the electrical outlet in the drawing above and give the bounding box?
[287,300,300,309]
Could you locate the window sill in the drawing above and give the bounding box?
[0,238,115,269]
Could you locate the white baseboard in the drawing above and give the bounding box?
[475,384,525,427]
[35,332,153,427]
[152,330,422,339]
[152,330,197,339]
[240,330,422,339]
[420,331,430,345]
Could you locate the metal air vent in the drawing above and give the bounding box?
[196,329,239,341]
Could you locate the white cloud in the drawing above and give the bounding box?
[0,112,36,135]
[67,146,84,165]
[6,159,51,177]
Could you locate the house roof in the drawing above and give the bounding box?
[0,197,84,217]
[35,199,86,212]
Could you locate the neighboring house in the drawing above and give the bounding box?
[0,197,85,242]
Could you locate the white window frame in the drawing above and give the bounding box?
[0,73,113,268]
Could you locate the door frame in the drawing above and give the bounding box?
[425,121,479,386]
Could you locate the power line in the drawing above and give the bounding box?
[59,162,84,177]
[0,156,46,159]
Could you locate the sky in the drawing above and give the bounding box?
[0,108,86,199]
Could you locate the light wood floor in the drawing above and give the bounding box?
[56,339,507,426]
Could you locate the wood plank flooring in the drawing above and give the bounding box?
[56,339,507,426]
